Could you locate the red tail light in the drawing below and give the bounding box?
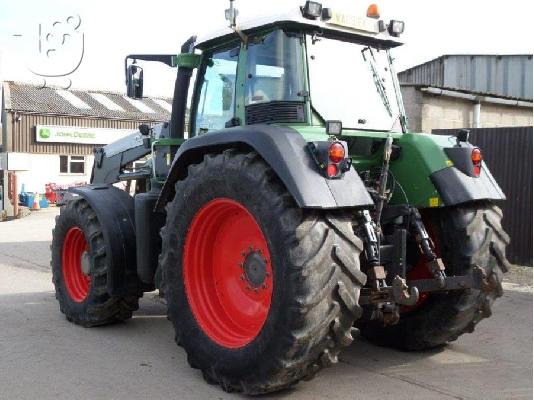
[329,142,345,163]
[327,163,338,178]
[471,148,482,177]
[471,148,482,163]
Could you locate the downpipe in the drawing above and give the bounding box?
[473,102,481,128]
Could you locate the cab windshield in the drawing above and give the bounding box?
[307,35,402,132]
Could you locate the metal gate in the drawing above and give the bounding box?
[433,127,533,266]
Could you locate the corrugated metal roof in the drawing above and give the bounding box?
[399,55,533,101]
[3,81,171,121]
[89,93,125,112]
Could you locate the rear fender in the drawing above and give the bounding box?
[430,162,505,205]
[156,124,374,210]
[389,133,505,208]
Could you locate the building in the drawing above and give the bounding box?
[399,55,533,132]
[1,81,171,217]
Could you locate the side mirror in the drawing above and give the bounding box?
[126,64,144,99]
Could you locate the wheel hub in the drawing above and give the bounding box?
[62,226,91,303]
[183,198,273,348]
[243,249,268,288]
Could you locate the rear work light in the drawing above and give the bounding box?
[471,147,482,177]
[326,120,342,136]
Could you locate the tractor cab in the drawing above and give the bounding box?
[191,2,407,134]
[126,2,408,137]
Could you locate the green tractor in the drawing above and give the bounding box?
[51,1,511,394]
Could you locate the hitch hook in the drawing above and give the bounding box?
[392,276,419,306]
[473,265,496,294]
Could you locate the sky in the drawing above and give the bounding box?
[0,0,533,97]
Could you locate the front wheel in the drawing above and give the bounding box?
[160,150,367,394]
[359,202,510,350]
[51,199,141,326]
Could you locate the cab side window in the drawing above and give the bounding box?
[194,48,239,135]
[245,29,305,105]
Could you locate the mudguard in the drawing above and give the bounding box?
[387,132,506,208]
[430,162,506,205]
[69,185,137,296]
[156,124,374,210]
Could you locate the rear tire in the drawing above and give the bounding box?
[160,150,366,394]
[359,202,510,350]
[51,199,141,327]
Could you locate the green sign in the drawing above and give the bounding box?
[35,125,135,145]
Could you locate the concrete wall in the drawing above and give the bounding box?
[478,103,533,128]
[401,86,424,132]
[401,86,533,133]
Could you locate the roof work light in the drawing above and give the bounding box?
[388,20,405,37]
[301,1,323,19]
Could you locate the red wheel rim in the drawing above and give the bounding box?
[183,198,273,349]
[62,227,91,302]
[401,215,440,313]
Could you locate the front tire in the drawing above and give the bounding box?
[359,202,510,350]
[160,150,367,394]
[51,199,140,326]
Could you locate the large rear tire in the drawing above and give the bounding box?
[359,202,510,350]
[51,199,141,326]
[160,150,366,394]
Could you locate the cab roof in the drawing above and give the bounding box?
[195,6,404,51]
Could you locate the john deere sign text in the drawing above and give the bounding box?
[36,125,135,145]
